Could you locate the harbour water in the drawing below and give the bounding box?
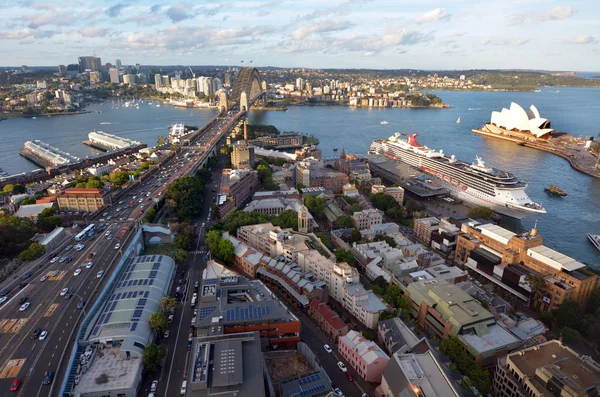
[0,89,598,265]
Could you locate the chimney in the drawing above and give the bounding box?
[244,120,248,142]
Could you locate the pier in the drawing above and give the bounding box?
[83,131,142,152]
[19,140,80,168]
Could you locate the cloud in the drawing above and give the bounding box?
[106,3,126,18]
[149,4,162,13]
[0,27,56,39]
[299,0,373,21]
[510,6,577,25]
[568,33,596,44]
[79,27,108,37]
[166,3,194,22]
[482,38,530,46]
[291,20,353,40]
[415,8,450,24]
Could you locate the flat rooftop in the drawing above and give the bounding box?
[74,346,141,395]
[280,369,331,397]
[476,223,516,245]
[395,351,461,397]
[528,245,586,272]
[459,323,520,356]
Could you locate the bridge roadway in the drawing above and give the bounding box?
[0,109,244,397]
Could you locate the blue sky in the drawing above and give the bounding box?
[0,0,598,70]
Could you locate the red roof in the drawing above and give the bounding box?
[63,188,103,194]
[36,195,57,204]
[310,299,347,330]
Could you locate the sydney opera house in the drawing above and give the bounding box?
[474,102,554,142]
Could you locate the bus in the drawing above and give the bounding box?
[75,224,96,242]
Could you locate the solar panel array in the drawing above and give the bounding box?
[225,304,271,322]
[299,385,326,396]
[297,373,321,385]
[204,278,217,285]
[198,306,216,320]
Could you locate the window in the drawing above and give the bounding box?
[133,342,145,349]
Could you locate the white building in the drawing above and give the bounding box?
[352,208,384,230]
[88,163,111,176]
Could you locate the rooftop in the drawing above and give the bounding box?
[459,323,520,356]
[310,299,347,331]
[379,317,422,354]
[15,202,54,218]
[280,369,331,397]
[476,223,516,245]
[340,330,389,365]
[527,245,586,272]
[62,187,104,195]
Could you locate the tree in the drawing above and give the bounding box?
[2,184,14,194]
[217,239,234,263]
[85,179,103,189]
[36,214,61,232]
[160,297,177,314]
[316,232,333,251]
[350,229,362,243]
[561,326,582,343]
[165,176,205,221]
[467,206,495,220]
[205,230,222,253]
[540,312,554,328]
[379,310,396,321]
[110,171,130,187]
[335,248,356,267]
[0,215,37,255]
[303,195,326,218]
[142,344,166,372]
[149,312,169,334]
[18,242,46,261]
[219,210,268,234]
[554,300,583,331]
[175,234,192,250]
[271,209,298,230]
[334,215,354,229]
[174,249,189,264]
[19,196,36,205]
[11,185,26,194]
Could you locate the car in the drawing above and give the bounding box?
[323,344,333,353]
[40,275,48,282]
[114,244,121,250]
[77,300,86,309]
[151,380,158,392]
[346,372,355,382]
[0,297,7,305]
[31,329,41,339]
[337,362,347,372]
[43,371,53,385]
[97,270,104,278]
[60,288,69,296]
[39,330,48,341]
[19,302,30,311]
[18,297,28,305]
[333,388,344,396]
[51,270,60,277]
[65,257,73,263]
[74,269,82,276]
[10,379,20,391]
[180,380,187,396]
[164,331,170,338]
[105,231,111,236]
[361,394,370,397]
[65,292,72,299]
[64,245,73,251]
[59,256,67,263]
[50,257,59,263]
[85,253,95,261]
[148,393,155,397]
[85,262,94,269]
[22,272,32,279]
[168,314,174,323]
[118,201,124,204]
[102,212,109,217]
[0,289,11,297]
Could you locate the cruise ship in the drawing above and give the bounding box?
[369,133,546,218]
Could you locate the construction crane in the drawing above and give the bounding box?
[189,66,195,79]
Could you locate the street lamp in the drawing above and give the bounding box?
[71,292,88,317]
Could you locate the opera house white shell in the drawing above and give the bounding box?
[490,102,553,138]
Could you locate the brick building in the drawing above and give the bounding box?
[57,188,106,213]
[308,299,349,340]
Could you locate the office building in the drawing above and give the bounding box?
[295,158,349,194]
[217,169,259,218]
[231,140,255,169]
[57,188,106,213]
[109,67,120,84]
[89,71,102,83]
[78,56,102,72]
[154,73,162,88]
[73,255,175,397]
[338,330,390,382]
[115,59,122,70]
[123,74,135,86]
[194,261,301,347]
[352,208,384,230]
[413,217,440,246]
[455,223,600,312]
[493,340,600,397]
[371,184,405,204]
[405,279,521,367]
[57,64,67,75]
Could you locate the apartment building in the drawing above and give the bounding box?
[57,188,106,213]
[455,223,599,312]
[352,208,384,230]
[405,279,521,367]
[217,169,259,218]
[413,217,440,246]
[308,299,349,341]
[494,340,600,397]
[338,330,390,383]
[370,184,404,205]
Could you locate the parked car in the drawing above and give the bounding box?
[10,379,21,391]
[334,388,344,396]
[323,344,332,353]
[346,372,355,382]
[164,331,170,338]
[151,380,158,392]
[180,380,187,396]
[337,362,347,372]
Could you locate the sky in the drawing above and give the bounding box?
[0,0,599,71]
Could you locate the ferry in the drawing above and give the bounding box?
[169,123,186,138]
[369,133,546,218]
[381,121,389,125]
[588,234,600,252]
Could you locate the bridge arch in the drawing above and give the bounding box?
[230,67,262,109]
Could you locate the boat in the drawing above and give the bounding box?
[369,133,546,218]
[381,121,389,125]
[333,147,338,151]
[544,185,567,196]
[32,117,37,120]
[588,234,600,252]
[169,123,186,138]
[456,117,461,124]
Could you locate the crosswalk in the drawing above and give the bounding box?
[189,250,206,255]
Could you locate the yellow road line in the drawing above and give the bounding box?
[43,304,59,318]
[0,358,27,379]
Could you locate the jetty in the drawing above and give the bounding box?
[84,131,143,152]
[19,140,80,168]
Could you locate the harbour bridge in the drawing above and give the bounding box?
[220,67,267,112]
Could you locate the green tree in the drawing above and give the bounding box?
[350,229,362,243]
[271,209,298,230]
[374,234,397,247]
[205,230,222,253]
[85,179,103,189]
[19,197,36,205]
[561,326,582,343]
[175,234,192,250]
[334,215,354,229]
[36,214,61,232]
[316,232,333,251]
[11,185,26,194]
[379,310,396,321]
[217,239,234,263]
[18,242,46,261]
[0,215,37,255]
[2,184,14,194]
[160,297,177,314]
[149,312,169,334]
[110,171,130,187]
[554,300,584,331]
[174,249,189,264]
[219,210,268,234]
[303,195,326,218]
[540,312,555,328]
[165,176,204,221]
[142,344,166,372]
[467,206,495,220]
[335,248,356,267]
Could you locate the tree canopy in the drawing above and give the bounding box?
[165,176,205,221]
[303,195,327,218]
[149,312,169,334]
[467,206,495,220]
[0,215,37,256]
[18,242,46,261]
[142,343,166,372]
[335,248,356,267]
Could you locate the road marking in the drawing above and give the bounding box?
[47,270,67,281]
[0,358,27,379]
[0,319,23,334]
[43,303,59,317]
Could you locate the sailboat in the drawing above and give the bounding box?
[456,117,461,124]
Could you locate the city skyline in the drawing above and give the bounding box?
[0,0,599,71]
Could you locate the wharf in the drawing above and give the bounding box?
[473,125,600,179]
[19,149,56,168]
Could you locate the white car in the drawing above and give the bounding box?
[19,302,30,311]
[334,387,344,396]
[40,275,48,282]
[85,262,94,269]
[39,330,48,340]
[60,288,69,296]
[0,297,7,305]
[114,244,121,250]
[164,331,170,338]
[97,270,104,278]
[74,269,82,276]
[151,380,158,392]
[337,361,347,372]
[323,344,333,353]
[50,257,59,263]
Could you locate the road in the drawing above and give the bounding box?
[0,222,136,397]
